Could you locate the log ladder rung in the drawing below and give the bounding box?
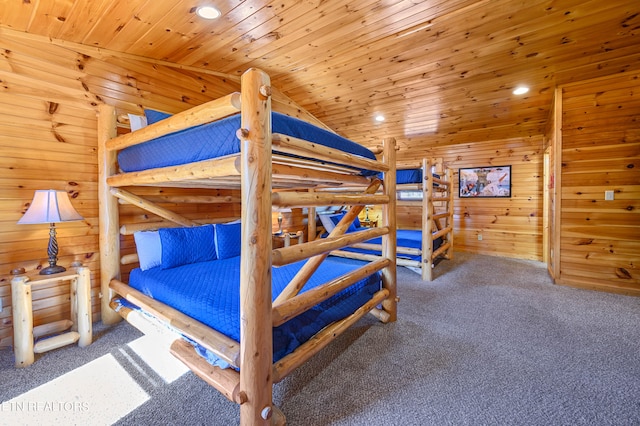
[33,319,73,338]
[33,332,80,353]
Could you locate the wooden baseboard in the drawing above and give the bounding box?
[555,277,640,297]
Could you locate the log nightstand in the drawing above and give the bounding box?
[11,265,92,368]
[272,230,304,248]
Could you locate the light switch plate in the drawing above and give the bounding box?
[605,190,614,201]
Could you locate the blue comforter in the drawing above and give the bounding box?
[128,256,380,362]
[118,111,377,175]
[337,228,442,261]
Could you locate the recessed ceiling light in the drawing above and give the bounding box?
[375,115,385,122]
[196,6,221,19]
[513,86,530,95]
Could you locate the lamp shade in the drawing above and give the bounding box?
[18,190,83,224]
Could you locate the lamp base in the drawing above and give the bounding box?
[39,265,66,275]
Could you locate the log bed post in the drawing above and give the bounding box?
[239,68,275,425]
[381,137,397,321]
[98,104,122,325]
[307,188,316,241]
[422,158,433,281]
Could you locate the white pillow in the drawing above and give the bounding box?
[128,114,148,131]
[318,213,336,234]
[133,231,162,271]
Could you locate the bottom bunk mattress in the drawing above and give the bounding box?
[347,229,442,261]
[326,228,442,261]
[319,213,442,261]
[126,256,381,364]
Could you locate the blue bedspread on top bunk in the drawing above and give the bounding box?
[128,255,380,362]
[118,111,377,175]
[396,169,422,184]
[395,168,441,185]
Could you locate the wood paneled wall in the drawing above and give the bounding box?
[555,72,640,295]
[397,136,545,261]
[0,30,241,348]
[0,27,636,350]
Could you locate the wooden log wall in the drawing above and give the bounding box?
[397,136,544,261]
[0,27,636,350]
[0,29,242,349]
[555,72,640,295]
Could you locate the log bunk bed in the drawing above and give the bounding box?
[313,159,453,281]
[396,159,454,281]
[97,68,397,425]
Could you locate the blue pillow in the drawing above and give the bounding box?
[144,109,172,124]
[329,212,358,233]
[158,225,216,269]
[215,221,242,259]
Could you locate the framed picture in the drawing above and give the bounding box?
[459,165,511,198]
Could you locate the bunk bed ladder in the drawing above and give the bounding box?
[422,158,454,281]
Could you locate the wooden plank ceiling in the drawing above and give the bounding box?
[1,0,638,151]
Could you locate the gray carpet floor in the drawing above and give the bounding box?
[1,252,639,425]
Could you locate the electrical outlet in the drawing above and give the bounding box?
[478,234,483,241]
[605,190,614,201]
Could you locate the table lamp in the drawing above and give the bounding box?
[272,207,291,235]
[365,205,373,221]
[18,190,84,275]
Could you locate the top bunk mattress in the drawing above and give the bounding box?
[396,168,441,185]
[117,111,377,175]
[127,255,381,362]
[396,168,422,184]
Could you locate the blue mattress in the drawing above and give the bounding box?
[127,255,380,363]
[396,169,422,184]
[335,228,442,261]
[395,168,441,185]
[118,111,377,175]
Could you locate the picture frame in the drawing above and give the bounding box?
[459,165,511,198]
